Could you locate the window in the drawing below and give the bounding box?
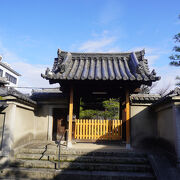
[5,72,17,84]
[0,69,3,77]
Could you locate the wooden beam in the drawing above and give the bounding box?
[125,90,130,145]
[68,87,73,143]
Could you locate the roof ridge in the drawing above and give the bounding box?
[60,50,144,56]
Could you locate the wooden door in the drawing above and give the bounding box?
[53,108,67,141]
[75,119,122,142]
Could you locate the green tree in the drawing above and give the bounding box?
[102,99,119,120]
[79,98,119,120]
[170,15,180,66]
[169,14,180,86]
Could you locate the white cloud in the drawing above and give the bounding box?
[79,37,116,52]
[146,55,160,67]
[0,41,57,94]
[106,46,121,52]
[130,46,170,67]
[151,65,179,94]
[11,62,50,86]
[11,62,57,94]
[130,47,159,67]
[74,30,122,52]
[71,29,127,53]
[130,46,178,94]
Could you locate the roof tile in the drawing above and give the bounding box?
[41,49,161,83]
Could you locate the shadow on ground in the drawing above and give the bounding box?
[1,140,180,179]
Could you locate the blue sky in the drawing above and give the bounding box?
[0,0,179,93]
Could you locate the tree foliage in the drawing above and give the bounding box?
[79,98,119,120]
[169,15,180,66]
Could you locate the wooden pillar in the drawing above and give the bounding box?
[119,98,122,120]
[125,90,130,148]
[68,87,73,147]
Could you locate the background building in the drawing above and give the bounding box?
[0,56,21,87]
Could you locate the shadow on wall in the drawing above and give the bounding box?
[34,105,51,118]
[130,105,157,148]
[139,137,176,154]
[130,105,176,156]
[12,133,34,149]
[1,126,13,157]
[0,127,35,179]
[0,126,26,179]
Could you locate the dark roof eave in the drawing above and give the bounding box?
[45,78,159,85]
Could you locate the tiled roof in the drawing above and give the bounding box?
[151,88,180,107]
[130,94,161,103]
[31,88,64,101]
[41,49,160,83]
[0,87,36,105]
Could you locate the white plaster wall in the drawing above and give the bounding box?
[13,105,35,147]
[0,102,36,156]
[34,105,49,140]
[34,103,68,141]
[0,104,16,155]
[0,97,68,156]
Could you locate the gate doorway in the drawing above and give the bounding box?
[52,108,67,141]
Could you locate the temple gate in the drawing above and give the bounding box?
[42,49,160,147]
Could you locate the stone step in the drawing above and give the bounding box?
[17,148,147,158]
[16,153,149,164]
[17,148,58,155]
[10,160,152,172]
[0,167,156,180]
